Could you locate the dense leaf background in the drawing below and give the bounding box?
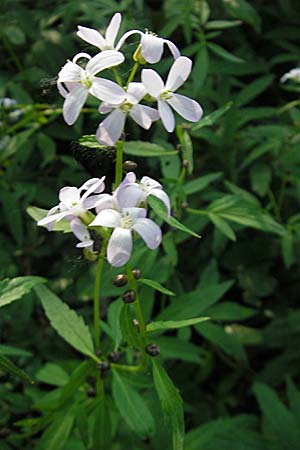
[1,0,300,448]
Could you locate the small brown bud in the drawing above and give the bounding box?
[107,351,123,363]
[97,361,111,377]
[176,144,182,151]
[113,274,128,287]
[181,201,188,209]
[133,319,140,332]
[123,160,138,172]
[182,159,189,169]
[145,343,160,357]
[122,290,136,303]
[87,387,96,398]
[132,268,141,279]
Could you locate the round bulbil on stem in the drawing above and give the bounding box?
[122,290,136,303]
[113,274,128,287]
[145,343,160,357]
[132,268,141,279]
[123,160,138,172]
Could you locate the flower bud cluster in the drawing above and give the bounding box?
[57,13,203,144]
[38,172,170,267]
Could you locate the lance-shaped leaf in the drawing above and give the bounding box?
[146,317,209,333]
[0,276,46,308]
[138,278,175,296]
[152,359,184,450]
[0,354,32,383]
[34,284,94,358]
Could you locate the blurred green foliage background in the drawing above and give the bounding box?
[1,0,300,449]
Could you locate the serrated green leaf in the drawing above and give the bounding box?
[36,363,70,387]
[208,42,244,63]
[205,20,242,29]
[146,317,209,332]
[0,344,32,357]
[0,276,46,308]
[93,387,112,450]
[152,360,184,450]
[119,304,140,348]
[223,0,262,32]
[192,102,233,131]
[35,411,75,450]
[34,284,94,358]
[184,172,223,195]
[209,213,236,241]
[112,371,155,437]
[138,278,175,296]
[0,354,32,383]
[124,141,178,157]
[236,75,274,107]
[27,206,71,232]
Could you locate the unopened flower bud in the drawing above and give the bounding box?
[113,274,128,287]
[145,343,160,357]
[122,290,136,303]
[132,268,141,279]
[107,351,123,363]
[133,45,147,65]
[123,160,138,172]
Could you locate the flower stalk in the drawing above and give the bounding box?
[94,239,108,351]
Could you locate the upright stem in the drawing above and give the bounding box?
[126,62,139,88]
[114,140,124,189]
[112,67,123,86]
[94,239,108,351]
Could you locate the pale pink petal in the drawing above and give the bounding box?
[165,56,192,92]
[37,210,71,227]
[86,50,124,76]
[105,13,122,47]
[122,207,147,220]
[140,176,162,190]
[129,105,152,129]
[126,82,147,103]
[115,29,143,51]
[90,78,125,103]
[77,26,106,49]
[141,69,164,98]
[83,193,108,209]
[57,81,79,98]
[150,188,171,217]
[63,85,88,125]
[116,184,144,208]
[90,209,121,227]
[141,34,164,63]
[167,93,203,122]
[99,103,115,114]
[107,228,132,267]
[158,100,175,132]
[59,187,80,207]
[79,177,105,194]
[76,240,94,249]
[58,61,84,83]
[164,39,180,59]
[96,109,126,146]
[133,218,162,249]
[95,194,114,213]
[70,218,90,241]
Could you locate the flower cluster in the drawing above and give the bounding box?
[38,173,170,267]
[58,13,203,145]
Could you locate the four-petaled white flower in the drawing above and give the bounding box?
[70,218,94,250]
[38,177,106,229]
[57,51,125,125]
[142,56,203,132]
[280,68,300,83]
[96,82,159,145]
[116,172,171,217]
[90,207,161,267]
[77,13,180,64]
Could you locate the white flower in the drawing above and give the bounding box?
[96,82,159,145]
[116,172,171,217]
[57,51,125,125]
[77,13,180,64]
[142,56,203,132]
[280,68,300,83]
[38,177,106,229]
[70,218,94,250]
[90,207,161,267]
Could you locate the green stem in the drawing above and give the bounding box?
[94,239,108,351]
[112,67,123,86]
[114,140,124,189]
[125,264,147,365]
[110,363,144,372]
[126,62,139,88]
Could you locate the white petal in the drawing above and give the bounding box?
[86,50,124,76]
[158,100,175,132]
[167,93,203,122]
[59,187,80,207]
[72,53,92,64]
[141,69,164,98]
[107,228,132,267]
[58,61,84,83]
[105,13,122,47]
[90,78,125,103]
[151,188,171,218]
[83,193,108,209]
[76,240,94,249]
[164,39,181,59]
[129,105,152,129]
[141,34,164,63]
[115,29,142,51]
[70,218,91,241]
[126,82,147,103]
[133,218,162,249]
[99,103,115,114]
[140,176,162,190]
[80,177,105,193]
[63,85,88,125]
[122,207,147,220]
[116,184,144,208]
[165,56,192,92]
[90,209,121,227]
[95,194,114,213]
[57,81,79,98]
[96,109,126,146]
[77,26,106,49]
[37,210,71,227]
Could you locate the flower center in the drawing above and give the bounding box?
[160,90,173,100]
[81,74,92,89]
[121,211,134,229]
[120,101,133,113]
